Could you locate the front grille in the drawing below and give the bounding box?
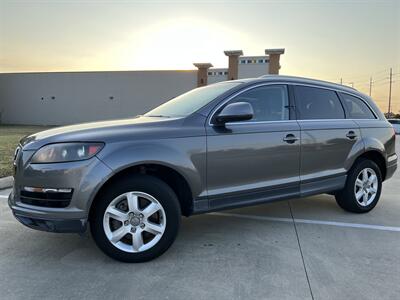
[20,190,73,208]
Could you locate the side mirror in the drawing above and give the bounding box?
[214,102,254,125]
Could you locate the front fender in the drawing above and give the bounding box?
[95,137,206,201]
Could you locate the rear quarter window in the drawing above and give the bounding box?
[294,86,345,120]
[339,93,376,119]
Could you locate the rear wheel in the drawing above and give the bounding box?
[335,159,382,213]
[90,175,181,262]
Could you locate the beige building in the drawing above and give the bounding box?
[0,48,285,125]
[196,48,285,86]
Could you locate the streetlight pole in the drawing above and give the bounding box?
[388,68,392,114]
[369,77,372,96]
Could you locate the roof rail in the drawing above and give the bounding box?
[257,74,358,91]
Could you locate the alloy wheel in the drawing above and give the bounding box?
[103,191,166,253]
[354,168,378,207]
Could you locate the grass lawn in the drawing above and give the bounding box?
[0,125,53,178]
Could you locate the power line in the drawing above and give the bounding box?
[339,67,400,82]
[322,67,400,113]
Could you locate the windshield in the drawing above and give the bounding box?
[144,82,241,118]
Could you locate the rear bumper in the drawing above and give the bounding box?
[385,153,397,180]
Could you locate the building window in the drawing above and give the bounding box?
[224,71,228,75]
[208,72,212,76]
[247,59,252,63]
[240,60,246,64]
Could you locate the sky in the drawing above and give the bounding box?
[0,0,399,112]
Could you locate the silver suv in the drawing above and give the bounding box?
[9,76,397,262]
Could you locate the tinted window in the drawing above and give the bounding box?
[294,86,345,120]
[339,93,375,119]
[228,85,289,122]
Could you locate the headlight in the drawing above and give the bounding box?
[31,143,104,163]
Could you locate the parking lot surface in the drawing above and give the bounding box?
[1,140,399,299]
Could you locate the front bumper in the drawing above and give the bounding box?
[12,208,87,233]
[9,154,112,233]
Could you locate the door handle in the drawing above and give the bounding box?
[283,134,299,144]
[346,131,358,140]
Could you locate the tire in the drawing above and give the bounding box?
[335,159,382,213]
[90,174,181,263]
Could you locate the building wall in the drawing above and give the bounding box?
[206,57,270,84]
[0,70,197,125]
[207,68,228,84]
[238,56,269,79]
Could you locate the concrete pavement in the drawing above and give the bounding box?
[0,143,399,299]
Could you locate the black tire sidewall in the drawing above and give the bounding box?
[90,174,181,263]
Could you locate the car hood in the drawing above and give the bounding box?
[20,116,200,150]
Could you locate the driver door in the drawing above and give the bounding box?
[206,84,301,210]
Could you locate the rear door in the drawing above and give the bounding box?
[293,85,362,195]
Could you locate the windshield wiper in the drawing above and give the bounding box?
[145,115,171,118]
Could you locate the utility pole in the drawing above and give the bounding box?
[340,78,343,85]
[388,68,392,114]
[369,77,372,96]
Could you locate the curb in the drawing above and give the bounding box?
[0,176,13,190]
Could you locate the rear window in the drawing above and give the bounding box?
[294,86,345,120]
[339,93,376,119]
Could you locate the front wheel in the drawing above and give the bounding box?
[335,159,382,213]
[90,175,181,262]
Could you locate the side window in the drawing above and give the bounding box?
[294,86,345,120]
[228,85,289,122]
[339,93,376,119]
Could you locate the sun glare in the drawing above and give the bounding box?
[115,18,249,70]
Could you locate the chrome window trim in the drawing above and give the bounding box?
[208,81,380,126]
[224,120,297,126]
[296,119,378,122]
[223,118,379,127]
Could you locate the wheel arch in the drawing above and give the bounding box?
[89,163,195,220]
[354,150,387,181]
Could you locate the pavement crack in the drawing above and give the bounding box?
[288,200,315,300]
